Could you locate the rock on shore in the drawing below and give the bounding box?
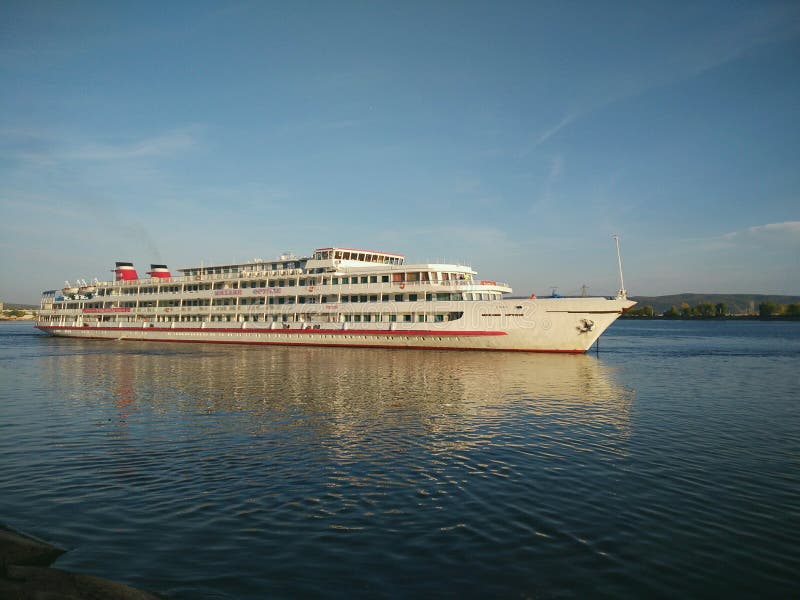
[0,525,161,599]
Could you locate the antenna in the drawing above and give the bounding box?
[612,234,627,299]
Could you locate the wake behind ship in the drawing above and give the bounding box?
[36,247,635,352]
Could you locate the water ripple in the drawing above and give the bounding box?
[0,322,798,598]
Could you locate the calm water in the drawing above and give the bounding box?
[1,320,798,598]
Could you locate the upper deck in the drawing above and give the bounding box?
[41,247,512,307]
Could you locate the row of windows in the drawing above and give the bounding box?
[314,250,403,264]
[144,312,464,323]
[183,261,302,276]
[71,273,484,299]
[50,291,501,312]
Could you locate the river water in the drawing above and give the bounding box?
[0,320,798,598]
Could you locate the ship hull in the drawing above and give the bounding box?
[36,297,634,353]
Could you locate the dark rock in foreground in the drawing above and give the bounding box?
[0,527,65,570]
[0,525,161,599]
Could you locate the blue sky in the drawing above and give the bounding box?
[1,1,799,303]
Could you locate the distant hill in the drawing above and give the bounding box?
[2,303,38,310]
[630,293,800,315]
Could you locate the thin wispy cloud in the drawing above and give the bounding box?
[530,154,565,215]
[0,127,202,164]
[62,128,201,161]
[525,3,800,152]
[530,113,579,150]
[722,221,800,240]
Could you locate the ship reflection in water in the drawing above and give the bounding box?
[34,341,635,597]
[42,341,633,442]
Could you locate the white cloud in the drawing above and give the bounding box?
[722,221,800,240]
[62,128,200,161]
[0,127,202,164]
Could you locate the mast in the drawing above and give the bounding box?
[612,234,627,299]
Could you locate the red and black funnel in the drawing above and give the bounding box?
[147,264,172,279]
[114,262,139,281]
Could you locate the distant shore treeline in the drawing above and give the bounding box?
[624,299,800,319]
[625,293,800,316]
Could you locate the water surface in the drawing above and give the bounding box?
[1,320,798,598]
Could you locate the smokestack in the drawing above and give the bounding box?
[114,262,139,281]
[147,264,172,279]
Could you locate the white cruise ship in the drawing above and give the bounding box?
[36,247,635,352]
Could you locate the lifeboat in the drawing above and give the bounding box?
[62,281,79,295]
[78,279,97,295]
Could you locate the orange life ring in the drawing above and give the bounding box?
[195,275,201,281]
[399,283,405,289]
[308,286,314,292]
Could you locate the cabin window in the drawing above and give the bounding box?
[403,315,412,322]
[408,294,418,301]
[369,295,378,302]
[361,276,368,284]
[381,294,389,302]
[418,315,425,322]
[394,294,404,302]
[381,275,389,283]
[354,315,361,322]
[369,276,377,283]
[389,314,397,322]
